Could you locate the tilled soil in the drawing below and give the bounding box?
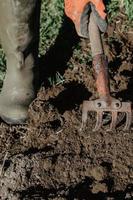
[0,15,133,199]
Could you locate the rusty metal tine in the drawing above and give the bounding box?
[123,112,132,131]
[93,111,103,131]
[109,111,118,131]
[81,108,88,130]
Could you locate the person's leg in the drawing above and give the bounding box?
[0,0,40,124]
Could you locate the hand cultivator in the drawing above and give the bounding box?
[81,14,132,131]
[65,0,132,131]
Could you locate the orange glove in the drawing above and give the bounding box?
[65,0,107,38]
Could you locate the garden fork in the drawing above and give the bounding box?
[81,13,132,131]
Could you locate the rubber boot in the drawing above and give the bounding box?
[0,0,40,124]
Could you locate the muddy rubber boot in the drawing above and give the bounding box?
[0,0,40,124]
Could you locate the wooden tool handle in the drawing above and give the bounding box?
[89,12,111,102]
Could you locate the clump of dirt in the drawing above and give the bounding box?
[0,14,133,200]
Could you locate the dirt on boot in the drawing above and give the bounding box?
[0,0,40,124]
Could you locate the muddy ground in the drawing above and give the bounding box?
[0,14,133,200]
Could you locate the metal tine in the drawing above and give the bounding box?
[109,111,118,131]
[93,111,103,131]
[123,112,132,131]
[81,109,88,131]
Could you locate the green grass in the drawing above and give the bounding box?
[106,0,133,22]
[39,0,64,55]
[0,0,132,88]
[123,0,133,21]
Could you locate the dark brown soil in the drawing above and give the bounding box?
[0,15,133,200]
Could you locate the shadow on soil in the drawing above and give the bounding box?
[39,16,79,87]
[116,71,133,102]
[49,82,92,114]
[19,180,133,200]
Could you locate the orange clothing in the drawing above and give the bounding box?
[65,0,106,20]
[64,0,107,38]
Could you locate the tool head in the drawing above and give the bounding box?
[81,98,132,131]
